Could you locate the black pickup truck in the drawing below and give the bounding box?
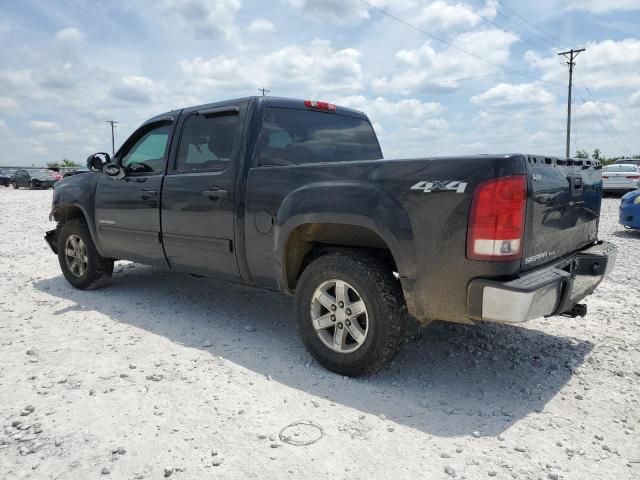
[46,96,616,376]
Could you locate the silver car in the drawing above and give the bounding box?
[602,164,640,193]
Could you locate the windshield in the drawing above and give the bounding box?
[604,165,637,173]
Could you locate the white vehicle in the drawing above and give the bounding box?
[602,164,640,193]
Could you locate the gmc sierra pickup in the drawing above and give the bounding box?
[46,96,617,376]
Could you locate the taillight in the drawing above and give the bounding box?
[625,175,640,179]
[467,175,527,261]
[304,100,336,111]
[602,176,609,179]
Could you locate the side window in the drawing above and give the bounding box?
[121,124,171,174]
[175,112,239,173]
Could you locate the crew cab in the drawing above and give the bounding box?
[46,96,616,376]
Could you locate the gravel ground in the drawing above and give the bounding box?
[0,187,638,480]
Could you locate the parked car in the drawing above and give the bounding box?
[0,169,12,187]
[48,170,63,181]
[12,169,58,189]
[614,158,640,166]
[619,190,640,229]
[602,164,640,194]
[45,96,617,376]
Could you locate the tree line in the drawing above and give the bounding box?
[46,159,80,168]
[575,149,640,165]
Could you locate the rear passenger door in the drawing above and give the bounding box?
[161,106,243,280]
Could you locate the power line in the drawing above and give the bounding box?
[358,0,562,87]
[495,0,570,48]
[490,4,560,50]
[258,87,271,96]
[576,77,633,157]
[574,91,631,157]
[458,2,551,52]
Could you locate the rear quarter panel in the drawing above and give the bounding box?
[244,155,528,323]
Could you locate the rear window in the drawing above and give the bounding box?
[259,108,382,166]
[604,165,637,172]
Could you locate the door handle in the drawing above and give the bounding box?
[141,188,158,200]
[202,188,228,199]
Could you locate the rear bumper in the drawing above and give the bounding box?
[603,184,638,191]
[467,241,617,323]
[619,204,640,228]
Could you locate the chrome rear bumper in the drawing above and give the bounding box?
[467,241,617,323]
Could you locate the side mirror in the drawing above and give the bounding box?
[86,152,111,171]
[104,163,125,180]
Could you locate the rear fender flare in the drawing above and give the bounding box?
[274,181,415,292]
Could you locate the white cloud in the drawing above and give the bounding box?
[285,0,370,24]
[574,100,621,119]
[248,18,275,34]
[566,0,640,13]
[334,95,448,157]
[179,39,363,94]
[110,76,156,104]
[471,83,555,108]
[29,120,59,131]
[526,38,640,90]
[416,0,497,31]
[630,90,640,107]
[163,0,240,40]
[0,97,18,110]
[336,95,443,123]
[55,27,83,43]
[372,29,518,94]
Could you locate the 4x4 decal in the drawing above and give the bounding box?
[410,180,468,193]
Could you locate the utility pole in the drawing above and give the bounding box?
[557,48,585,158]
[106,120,118,156]
[258,87,270,96]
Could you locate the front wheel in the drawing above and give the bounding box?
[295,252,407,376]
[12,182,18,189]
[57,219,114,289]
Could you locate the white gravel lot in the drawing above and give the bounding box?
[0,187,638,480]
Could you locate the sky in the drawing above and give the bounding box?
[1,0,639,166]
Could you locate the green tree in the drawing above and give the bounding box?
[46,161,60,168]
[61,158,79,167]
[591,149,603,161]
[575,149,589,159]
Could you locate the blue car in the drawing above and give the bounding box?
[620,190,640,229]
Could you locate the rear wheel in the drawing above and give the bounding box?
[57,219,114,289]
[295,252,406,376]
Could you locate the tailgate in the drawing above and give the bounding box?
[522,156,601,270]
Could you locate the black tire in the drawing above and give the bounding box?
[12,182,18,189]
[29,180,36,190]
[295,251,407,376]
[57,219,114,289]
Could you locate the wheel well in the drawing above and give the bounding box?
[284,223,398,292]
[53,205,86,224]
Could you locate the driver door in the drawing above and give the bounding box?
[94,121,174,266]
